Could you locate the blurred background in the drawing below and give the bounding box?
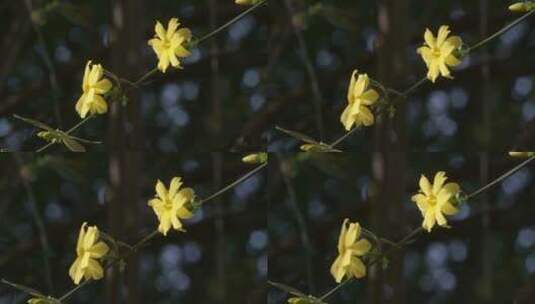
[266,0,535,151]
[0,153,267,303]
[269,153,535,303]
[0,0,270,151]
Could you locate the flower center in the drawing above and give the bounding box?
[162,39,172,49]
[431,48,442,58]
[427,195,437,206]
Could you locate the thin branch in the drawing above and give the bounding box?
[13,154,54,293]
[284,0,325,141]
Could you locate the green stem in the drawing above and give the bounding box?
[402,76,427,96]
[466,155,535,200]
[133,68,158,87]
[468,8,535,52]
[194,0,268,46]
[328,126,360,148]
[199,162,267,204]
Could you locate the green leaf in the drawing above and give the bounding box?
[276,126,320,145]
[61,136,86,152]
[268,281,307,298]
[13,115,54,131]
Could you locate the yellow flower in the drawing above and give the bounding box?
[509,151,535,158]
[509,2,535,12]
[417,26,463,83]
[148,177,195,236]
[242,152,268,164]
[330,219,371,283]
[411,172,460,232]
[75,61,112,119]
[68,222,109,285]
[340,71,379,131]
[235,0,261,4]
[148,18,192,73]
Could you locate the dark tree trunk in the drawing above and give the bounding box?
[369,0,409,303]
[107,0,145,303]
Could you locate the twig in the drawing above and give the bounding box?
[283,0,325,141]
[13,154,54,293]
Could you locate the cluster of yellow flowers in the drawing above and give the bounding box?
[329,171,462,284]
[62,177,195,288]
[340,25,463,131]
[73,17,192,119]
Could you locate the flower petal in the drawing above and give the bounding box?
[155,179,168,199]
[436,25,450,47]
[419,175,432,196]
[155,21,166,40]
[432,172,447,194]
[351,239,371,256]
[424,28,435,47]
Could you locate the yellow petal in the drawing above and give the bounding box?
[347,256,366,278]
[445,36,462,49]
[427,61,439,83]
[155,179,168,199]
[69,257,81,284]
[171,214,182,229]
[169,177,183,198]
[175,46,191,58]
[435,210,447,226]
[83,226,98,249]
[340,105,354,131]
[168,51,180,67]
[176,28,192,42]
[351,239,371,256]
[158,54,170,73]
[85,259,104,280]
[439,62,451,78]
[94,79,112,94]
[411,193,429,213]
[445,54,461,66]
[76,222,87,255]
[344,222,358,247]
[330,255,345,283]
[88,64,103,85]
[424,28,435,47]
[432,172,447,194]
[82,61,91,90]
[91,94,108,115]
[346,70,358,102]
[357,106,374,126]
[441,202,459,215]
[155,21,166,40]
[436,25,450,47]
[423,209,436,232]
[337,218,349,254]
[89,241,109,258]
[167,18,180,39]
[353,74,369,97]
[419,175,432,196]
[360,89,379,105]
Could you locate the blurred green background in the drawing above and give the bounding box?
[0,153,266,303]
[269,153,535,303]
